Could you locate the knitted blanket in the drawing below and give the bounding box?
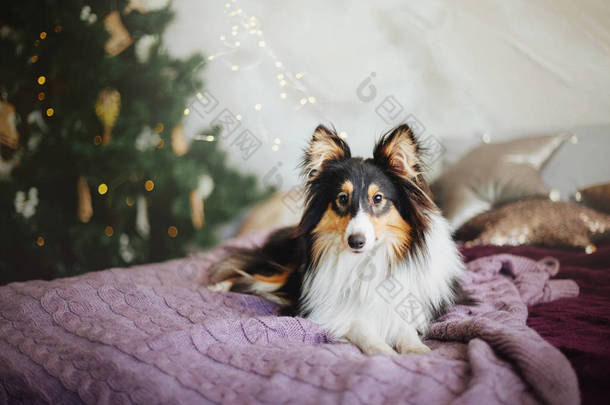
[0,231,580,404]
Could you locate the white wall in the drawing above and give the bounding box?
[164,0,610,191]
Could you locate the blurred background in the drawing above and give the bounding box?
[1,0,609,284]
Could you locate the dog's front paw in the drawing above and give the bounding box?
[361,343,397,356]
[396,342,431,355]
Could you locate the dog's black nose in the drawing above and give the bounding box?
[348,234,366,250]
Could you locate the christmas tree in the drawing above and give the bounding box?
[0,0,269,284]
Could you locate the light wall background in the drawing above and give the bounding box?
[163,0,610,197]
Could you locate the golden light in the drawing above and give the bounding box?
[183,108,190,115]
[205,135,215,142]
[104,226,114,237]
[37,75,46,85]
[36,236,45,247]
[168,226,178,238]
[37,92,45,101]
[93,135,102,145]
[46,108,54,117]
[40,32,47,39]
[98,183,108,195]
[144,180,154,192]
[31,55,39,63]
[585,244,597,254]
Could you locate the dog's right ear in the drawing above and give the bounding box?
[301,125,351,181]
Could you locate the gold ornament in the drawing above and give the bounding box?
[171,125,188,156]
[94,88,121,145]
[190,190,204,229]
[104,11,133,56]
[77,176,93,223]
[0,101,20,149]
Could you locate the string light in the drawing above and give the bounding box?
[37,92,45,101]
[37,76,46,85]
[46,108,54,117]
[549,189,561,202]
[271,144,279,152]
[308,96,316,104]
[36,236,45,247]
[482,133,491,144]
[31,55,39,63]
[273,138,281,144]
[168,226,178,238]
[183,108,190,115]
[280,92,287,99]
[104,226,114,237]
[235,114,242,120]
[145,180,154,192]
[205,135,215,142]
[295,72,303,79]
[254,103,262,111]
[299,98,307,105]
[93,135,102,145]
[258,40,265,47]
[339,131,348,139]
[39,32,47,39]
[54,25,62,33]
[275,61,283,68]
[574,191,582,202]
[585,244,597,254]
[208,55,215,61]
[277,73,284,80]
[98,183,108,195]
[231,65,239,71]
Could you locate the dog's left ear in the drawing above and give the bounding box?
[373,124,422,180]
[301,125,351,181]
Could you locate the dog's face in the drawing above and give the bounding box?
[299,125,435,260]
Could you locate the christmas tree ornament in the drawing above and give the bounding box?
[135,34,156,62]
[0,101,20,149]
[94,88,121,145]
[135,126,161,151]
[14,187,38,219]
[136,195,150,238]
[104,11,133,56]
[77,176,93,223]
[171,125,188,156]
[189,174,215,229]
[190,190,204,229]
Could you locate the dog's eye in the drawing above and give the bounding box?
[373,194,383,204]
[337,192,349,206]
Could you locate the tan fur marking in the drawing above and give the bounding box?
[253,272,289,285]
[313,203,351,236]
[341,180,354,196]
[367,183,380,201]
[370,206,411,256]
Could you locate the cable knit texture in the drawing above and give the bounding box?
[0,231,580,404]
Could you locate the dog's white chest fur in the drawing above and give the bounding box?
[301,212,463,349]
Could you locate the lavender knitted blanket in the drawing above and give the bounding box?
[0,232,580,404]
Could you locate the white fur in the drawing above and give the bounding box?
[301,211,464,353]
[344,209,376,252]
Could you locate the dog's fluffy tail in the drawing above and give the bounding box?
[208,226,306,306]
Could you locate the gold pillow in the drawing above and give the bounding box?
[431,134,569,230]
[457,199,610,251]
[579,183,610,214]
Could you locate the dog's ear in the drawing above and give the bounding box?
[301,125,351,181]
[373,124,422,180]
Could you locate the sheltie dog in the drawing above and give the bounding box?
[209,124,468,355]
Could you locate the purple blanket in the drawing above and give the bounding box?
[0,232,580,404]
